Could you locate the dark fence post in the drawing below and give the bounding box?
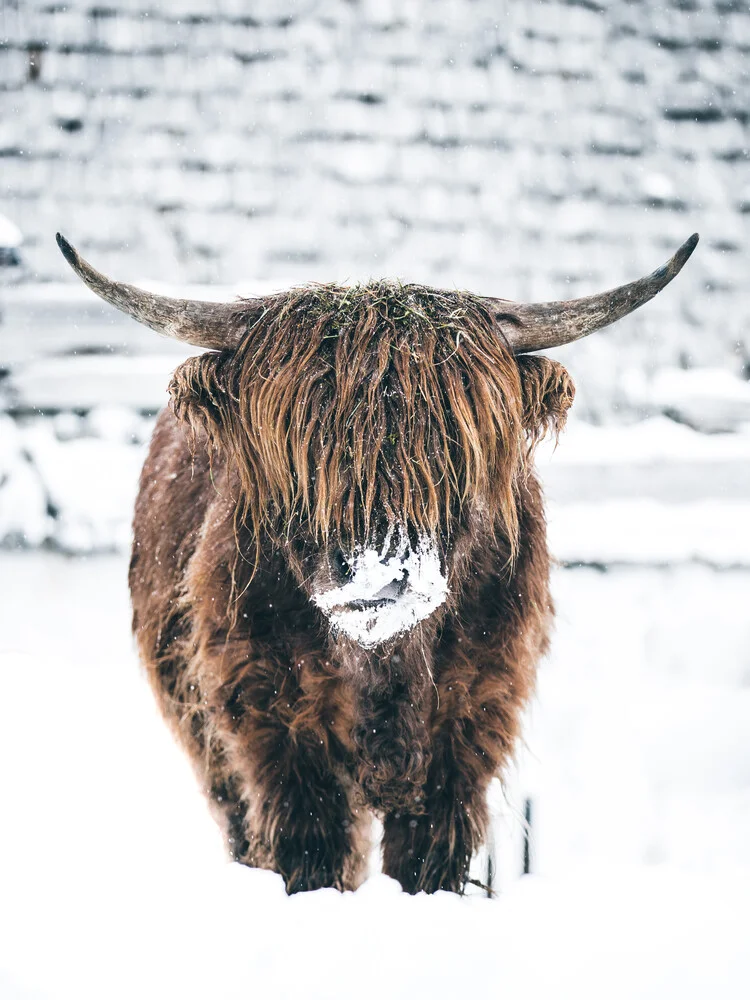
[522,797,533,875]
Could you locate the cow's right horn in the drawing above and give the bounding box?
[56,233,257,350]
[487,233,699,354]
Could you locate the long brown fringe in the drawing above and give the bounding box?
[169,282,571,569]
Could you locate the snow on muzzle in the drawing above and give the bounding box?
[312,530,449,649]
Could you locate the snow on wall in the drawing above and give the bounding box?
[1,0,749,413]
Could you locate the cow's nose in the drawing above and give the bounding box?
[371,580,400,603]
[371,568,408,602]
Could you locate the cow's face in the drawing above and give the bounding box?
[168,283,576,649]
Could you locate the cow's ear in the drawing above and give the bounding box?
[517,354,575,448]
[168,352,235,444]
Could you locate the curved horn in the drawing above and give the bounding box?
[487,233,699,354]
[55,233,255,350]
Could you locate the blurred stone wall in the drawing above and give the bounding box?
[1,0,748,409]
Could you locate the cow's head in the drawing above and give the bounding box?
[56,232,698,650]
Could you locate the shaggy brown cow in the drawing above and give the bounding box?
[57,232,697,894]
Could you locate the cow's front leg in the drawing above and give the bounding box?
[380,741,489,894]
[209,650,369,895]
[381,611,537,893]
[243,731,367,894]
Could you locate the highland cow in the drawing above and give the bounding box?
[57,232,698,894]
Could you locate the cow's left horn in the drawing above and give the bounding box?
[56,233,254,350]
[487,233,699,354]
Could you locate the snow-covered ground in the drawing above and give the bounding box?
[1,551,748,998]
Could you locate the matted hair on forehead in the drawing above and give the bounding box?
[169,281,570,560]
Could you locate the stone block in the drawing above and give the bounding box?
[727,12,750,50]
[395,143,445,184]
[1,156,50,199]
[586,114,646,158]
[364,24,424,67]
[0,47,30,88]
[156,0,218,18]
[413,182,477,228]
[390,63,442,106]
[229,22,288,62]
[142,165,192,209]
[228,170,277,215]
[225,0,299,22]
[370,102,423,142]
[301,99,375,141]
[178,209,248,264]
[315,140,395,185]
[30,7,90,50]
[356,0,403,29]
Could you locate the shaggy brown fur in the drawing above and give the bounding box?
[129,282,575,894]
